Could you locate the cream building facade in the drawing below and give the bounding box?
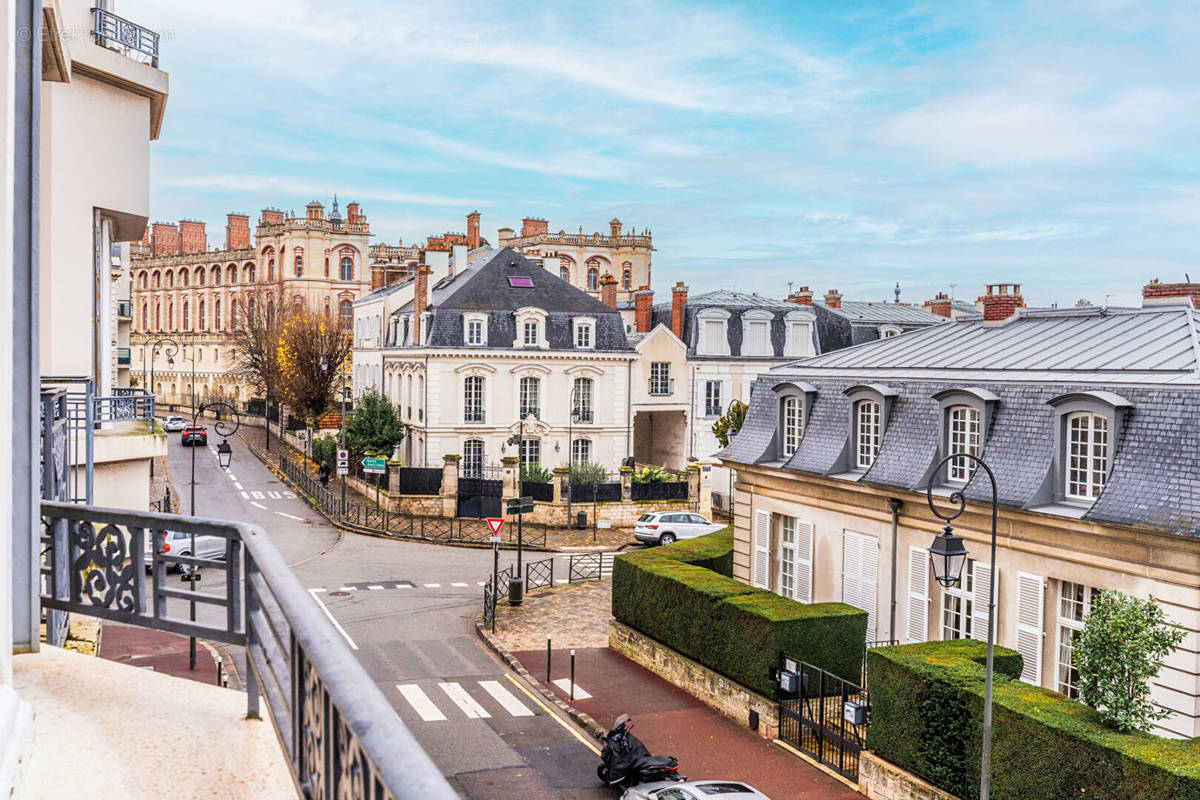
[721,290,1200,738]
[130,198,372,406]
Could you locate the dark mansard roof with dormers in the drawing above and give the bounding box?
[648,290,811,359]
[719,305,1200,537]
[390,247,631,352]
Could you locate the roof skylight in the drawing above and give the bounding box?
[508,276,534,288]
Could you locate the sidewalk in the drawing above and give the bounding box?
[485,580,862,800]
[237,423,637,552]
[98,620,222,686]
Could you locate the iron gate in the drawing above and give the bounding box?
[777,656,870,781]
[457,465,503,518]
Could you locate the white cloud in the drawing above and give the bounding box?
[158,174,486,208]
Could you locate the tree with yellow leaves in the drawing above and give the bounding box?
[276,309,353,420]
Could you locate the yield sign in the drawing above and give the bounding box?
[486,518,504,536]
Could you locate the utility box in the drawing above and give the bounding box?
[778,670,797,693]
[576,511,587,529]
[843,701,868,726]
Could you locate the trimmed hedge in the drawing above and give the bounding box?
[867,640,1200,800]
[612,528,866,698]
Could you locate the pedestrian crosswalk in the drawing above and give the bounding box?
[396,679,536,722]
[552,551,617,584]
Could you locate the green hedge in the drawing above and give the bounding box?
[867,640,1200,800]
[612,528,866,698]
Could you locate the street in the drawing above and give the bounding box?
[164,427,611,799]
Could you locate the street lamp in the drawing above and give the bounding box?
[924,453,998,800]
[505,420,527,605]
[187,400,241,671]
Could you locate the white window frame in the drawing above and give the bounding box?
[463,375,485,423]
[520,438,540,467]
[783,310,814,357]
[513,307,548,349]
[464,313,487,347]
[523,320,539,346]
[696,308,731,356]
[777,516,813,604]
[1065,411,1108,500]
[572,377,594,423]
[842,531,879,641]
[740,309,773,356]
[781,396,802,457]
[941,559,975,641]
[462,439,484,478]
[948,405,981,482]
[1056,580,1100,698]
[704,380,723,417]
[855,400,881,469]
[573,317,595,350]
[878,325,902,339]
[571,438,591,464]
[519,376,540,419]
[649,362,671,395]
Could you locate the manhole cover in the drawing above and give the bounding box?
[329,591,349,597]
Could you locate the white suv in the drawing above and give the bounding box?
[633,511,723,546]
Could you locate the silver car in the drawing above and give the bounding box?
[634,511,724,546]
[144,529,227,572]
[622,780,771,799]
[161,415,187,432]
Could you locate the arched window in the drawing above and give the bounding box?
[154,303,161,331]
[324,255,330,278]
[782,396,802,456]
[166,271,174,288]
[1065,412,1109,500]
[947,405,981,482]
[854,400,881,469]
[559,256,573,283]
[587,267,598,291]
[182,301,190,331]
[230,300,237,328]
[152,270,161,288]
[294,248,304,277]
[139,272,147,289]
[559,266,569,282]
[195,267,204,286]
[340,255,354,281]
[463,439,484,478]
[227,264,237,284]
[622,263,632,290]
[571,438,591,465]
[463,376,485,423]
[267,258,275,281]
[214,299,222,331]
[167,302,174,330]
[339,299,353,328]
[572,377,593,423]
[181,270,189,288]
[140,304,148,331]
[519,376,540,418]
[212,265,221,285]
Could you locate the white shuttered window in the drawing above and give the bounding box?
[970,562,997,643]
[777,516,813,603]
[907,546,929,643]
[842,532,879,640]
[1015,572,1046,685]
[752,511,771,589]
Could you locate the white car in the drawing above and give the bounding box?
[634,511,724,546]
[144,529,227,572]
[622,780,771,799]
[161,415,187,432]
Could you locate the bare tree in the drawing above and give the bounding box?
[229,287,289,448]
[276,309,353,421]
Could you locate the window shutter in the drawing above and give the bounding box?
[970,562,997,643]
[842,532,861,616]
[906,547,929,643]
[752,511,770,589]
[1015,572,1045,685]
[795,520,813,603]
[861,535,879,642]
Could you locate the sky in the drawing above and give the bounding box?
[124,0,1200,308]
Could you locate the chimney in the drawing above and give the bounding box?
[521,217,548,238]
[671,281,688,340]
[979,283,1025,322]
[823,289,842,309]
[306,201,324,221]
[260,208,284,225]
[610,218,623,239]
[467,211,481,250]
[600,274,618,309]
[424,248,451,286]
[635,287,654,333]
[225,213,250,250]
[346,202,360,224]
[371,263,385,291]
[413,266,431,346]
[151,222,180,256]
[451,244,467,276]
[497,227,514,246]
[925,291,952,318]
[179,220,206,254]
[786,286,813,306]
[1142,278,1200,309]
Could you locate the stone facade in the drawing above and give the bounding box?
[858,752,962,800]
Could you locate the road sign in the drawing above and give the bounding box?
[337,449,348,461]
[486,518,504,536]
[336,464,348,476]
[362,456,387,475]
[506,496,534,515]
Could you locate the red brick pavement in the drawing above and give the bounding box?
[98,621,221,685]
[513,646,862,800]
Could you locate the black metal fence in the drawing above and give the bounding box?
[396,467,442,495]
[526,557,554,590]
[568,553,604,582]
[522,481,554,502]
[778,655,870,781]
[569,482,622,503]
[631,480,689,501]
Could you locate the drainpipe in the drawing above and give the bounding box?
[887,497,903,643]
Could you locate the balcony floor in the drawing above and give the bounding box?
[13,645,293,799]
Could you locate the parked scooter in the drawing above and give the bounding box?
[597,714,685,788]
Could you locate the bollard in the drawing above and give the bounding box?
[570,649,576,701]
[547,636,552,684]
[216,656,223,687]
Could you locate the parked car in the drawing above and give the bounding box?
[621,780,771,799]
[633,511,724,546]
[161,415,187,432]
[181,425,207,446]
[144,529,227,572]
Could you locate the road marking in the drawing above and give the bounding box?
[424,583,441,588]
[310,588,326,593]
[450,582,469,587]
[479,680,534,717]
[367,585,384,591]
[396,584,413,589]
[267,490,282,499]
[240,491,249,499]
[438,682,489,719]
[503,674,600,756]
[251,491,265,499]
[552,679,591,699]
[338,586,356,592]
[226,473,237,481]
[396,685,446,722]
[477,581,486,586]
[276,511,304,521]
[234,483,244,491]
[307,589,358,650]
[283,491,296,499]
[250,501,267,510]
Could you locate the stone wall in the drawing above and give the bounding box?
[608,619,779,740]
[858,751,962,800]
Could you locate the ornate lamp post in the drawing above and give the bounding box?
[186,400,241,670]
[925,453,998,800]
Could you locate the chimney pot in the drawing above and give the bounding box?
[823,289,842,310]
[671,282,688,340]
[1142,279,1200,309]
[981,283,1026,322]
[635,288,655,333]
[601,274,618,309]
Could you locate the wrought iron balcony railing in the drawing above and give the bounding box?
[94,390,153,422]
[91,7,160,68]
[39,501,455,800]
[648,377,675,396]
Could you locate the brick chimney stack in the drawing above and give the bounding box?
[600,274,618,309]
[1142,278,1200,309]
[610,218,623,239]
[671,281,688,340]
[786,286,813,306]
[980,283,1025,322]
[467,211,481,250]
[151,222,180,256]
[925,291,953,318]
[225,214,250,250]
[521,217,548,238]
[371,263,385,291]
[413,266,431,346]
[178,220,206,254]
[260,208,284,225]
[346,202,361,224]
[823,289,842,309]
[634,287,654,333]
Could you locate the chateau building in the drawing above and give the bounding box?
[720,282,1200,738]
[130,198,372,405]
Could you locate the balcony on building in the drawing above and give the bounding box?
[116,300,133,319]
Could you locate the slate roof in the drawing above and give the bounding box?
[818,300,947,325]
[720,304,1200,536]
[649,290,814,360]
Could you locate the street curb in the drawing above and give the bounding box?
[239,432,632,555]
[473,620,608,744]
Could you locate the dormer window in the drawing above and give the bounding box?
[947,406,981,481]
[574,317,595,350]
[783,309,815,357]
[773,381,816,461]
[879,325,902,339]
[855,401,881,469]
[1046,391,1130,505]
[696,308,731,356]
[741,310,773,356]
[466,319,484,346]
[513,307,548,349]
[523,320,538,346]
